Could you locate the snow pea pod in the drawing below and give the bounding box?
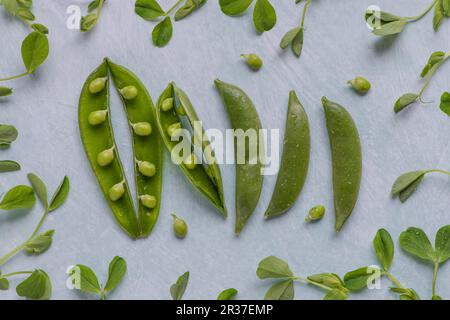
[107,59,163,236]
[265,91,310,219]
[322,97,362,232]
[214,79,264,235]
[156,82,226,216]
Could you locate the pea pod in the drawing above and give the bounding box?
[156,82,226,216]
[265,91,310,219]
[322,97,362,232]
[215,79,264,234]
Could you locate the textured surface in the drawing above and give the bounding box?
[0,0,450,300]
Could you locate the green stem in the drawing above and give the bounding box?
[406,0,439,21]
[384,271,405,289]
[0,72,29,82]
[1,270,32,278]
[426,169,450,176]
[100,291,106,300]
[299,0,311,28]
[293,276,333,292]
[418,53,450,102]
[432,262,439,297]
[167,0,184,15]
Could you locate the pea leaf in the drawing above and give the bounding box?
[16,269,52,300]
[390,287,421,300]
[264,279,294,300]
[27,172,48,208]
[217,288,238,300]
[219,0,253,16]
[344,267,381,292]
[420,51,445,78]
[365,9,402,29]
[152,17,173,47]
[323,289,348,300]
[16,7,34,21]
[253,0,276,33]
[170,271,189,300]
[0,277,9,290]
[256,256,293,279]
[399,227,435,262]
[440,92,450,116]
[0,160,21,173]
[394,93,419,113]
[444,0,450,15]
[88,0,104,12]
[68,265,102,295]
[307,273,344,289]
[373,229,394,271]
[434,0,444,31]
[372,20,407,36]
[174,0,207,21]
[280,27,300,49]
[135,0,165,21]
[24,230,54,254]
[0,185,36,211]
[435,225,450,263]
[48,176,70,212]
[0,87,13,97]
[30,23,48,34]
[80,13,99,32]
[21,31,49,74]
[0,124,18,146]
[291,28,303,57]
[104,256,127,293]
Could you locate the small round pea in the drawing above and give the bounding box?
[97,147,115,167]
[109,181,125,201]
[137,160,156,177]
[140,194,157,209]
[241,54,263,71]
[176,105,186,116]
[88,110,108,126]
[347,77,371,94]
[119,85,138,100]
[132,122,152,136]
[167,122,182,138]
[162,98,174,112]
[171,214,187,239]
[183,154,197,170]
[89,77,107,94]
[305,205,325,222]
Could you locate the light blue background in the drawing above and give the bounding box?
[0,0,450,300]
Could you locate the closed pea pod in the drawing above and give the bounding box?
[215,79,264,235]
[264,91,310,219]
[156,82,226,216]
[322,97,362,232]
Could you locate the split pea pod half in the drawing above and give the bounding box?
[214,79,264,235]
[322,97,362,232]
[78,59,162,238]
[156,82,226,216]
[264,91,310,219]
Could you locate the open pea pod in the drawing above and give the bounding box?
[107,59,163,237]
[156,82,226,216]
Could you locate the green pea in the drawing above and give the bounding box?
[347,77,371,94]
[88,110,108,125]
[89,77,107,94]
[183,154,197,170]
[176,105,186,116]
[97,147,114,167]
[241,53,263,71]
[109,181,125,201]
[131,122,152,136]
[119,85,138,100]
[305,205,325,222]
[137,160,156,177]
[171,214,188,239]
[167,122,182,138]
[162,98,174,112]
[140,194,157,209]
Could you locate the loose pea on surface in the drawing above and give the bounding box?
[89,77,107,94]
[137,160,156,177]
[241,53,263,71]
[88,110,108,125]
[167,122,182,138]
[132,122,152,136]
[305,205,325,222]
[140,194,157,209]
[109,181,125,201]
[119,85,138,100]
[162,98,174,112]
[347,76,371,94]
[172,214,188,239]
[183,154,197,170]
[97,147,114,167]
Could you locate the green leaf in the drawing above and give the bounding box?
[80,12,100,32]
[0,124,18,146]
[444,0,450,15]
[344,267,381,292]
[0,274,10,290]
[135,0,165,21]
[435,225,450,263]
[372,20,407,36]
[280,27,300,49]
[88,0,102,12]
[291,28,303,57]
[174,0,207,21]
[217,288,238,300]
[21,31,49,74]
[365,9,402,27]
[399,227,435,262]
[68,265,102,295]
[432,295,442,300]
[0,86,13,97]
[253,0,276,33]
[373,229,394,271]
[24,230,54,254]
[27,173,48,208]
[170,271,189,300]
[31,23,48,34]
[390,287,421,300]
[434,0,444,31]
[264,279,294,300]
[104,256,127,293]
[48,176,70,212]
[0,160,21,173]
[323,289,348,300]
[391,171,427,197]
[152,17,173,47]
[0,185,35,211]
[420,51,445,78]
[16,7,34,21]
[256,256,293,279]
[307,273,344,289]
[439,92,450,116]
[394,93,419,113]
[16,269,52,300]
[219,0,253,16]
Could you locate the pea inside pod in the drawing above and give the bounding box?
[322,97,362,232]
[155,82,226,216]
